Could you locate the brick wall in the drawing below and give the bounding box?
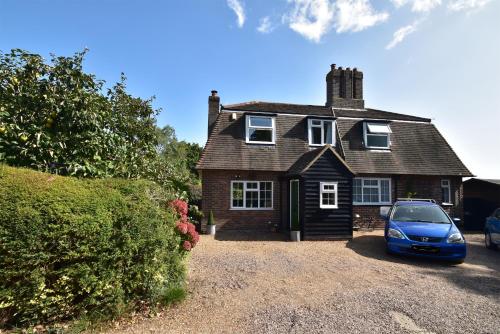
[201,170,283,231]
[353,174,464,228]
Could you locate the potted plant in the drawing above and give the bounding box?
[206,210,216,236]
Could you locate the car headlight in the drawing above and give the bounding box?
[447,232,464,244]
[388,228,404,239]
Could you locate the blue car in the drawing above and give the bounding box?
[381,200,466,263]
[485,207,500,250]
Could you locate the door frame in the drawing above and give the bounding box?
[289,179,300,230]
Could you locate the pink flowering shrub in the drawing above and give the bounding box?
[170,199,199,252]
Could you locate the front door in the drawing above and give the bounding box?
[290,179,300,230]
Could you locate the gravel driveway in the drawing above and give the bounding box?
[106,231,500,334]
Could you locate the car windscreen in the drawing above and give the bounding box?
[391,205,451,223]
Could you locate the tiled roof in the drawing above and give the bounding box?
[197,103,472,177]
[336,119,472,176]
[222,101,431,122]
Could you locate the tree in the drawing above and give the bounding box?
[0,49,158,178]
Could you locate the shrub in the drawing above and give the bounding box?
[207,210,215,226]
[0,166,187,328]
[171,199,200,252]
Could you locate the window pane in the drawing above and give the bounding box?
[232,182,244,207]
[366,134,388,148]
[311,126,322,144]
[311,120,322,126]
[324,121,333,144]
[245,190,259,208]
[246,182,258,189]
[381,180,390,203]
[259,182,272,208]
[367,123,391,134]
[363,187,379,203]
[249,116,272,127]
[322,192,336,206]
[364,179,378,187]
[249,128,273,142]
[442,186,450,203]
[353,179,362,202]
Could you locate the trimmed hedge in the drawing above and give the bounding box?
[0,166,186,327]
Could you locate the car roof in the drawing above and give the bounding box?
[394,201,438,207]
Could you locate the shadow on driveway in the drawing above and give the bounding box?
[215,229,288,242]
[347,233,500,299]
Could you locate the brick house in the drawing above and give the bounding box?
[196,64,473,240]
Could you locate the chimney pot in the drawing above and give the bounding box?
[331,64,336,70]
[338,66,343,70]
[346,67,351,71]
[211,90,218,97]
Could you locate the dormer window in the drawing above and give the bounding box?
[363,122,391,149]
[308,119,335,146]
[246,115,275,144]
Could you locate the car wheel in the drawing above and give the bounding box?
[485,232,497,250]
[451,259,465,265]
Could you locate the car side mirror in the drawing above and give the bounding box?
[380,206,391,220]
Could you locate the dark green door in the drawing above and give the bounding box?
[290,179,300,230]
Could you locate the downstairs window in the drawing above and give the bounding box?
[353,178,391,205]
[231,181,273,209]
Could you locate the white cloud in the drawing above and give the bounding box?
[447,0,491,11]
[285,0,335,43]
[411,0,441,12]
[334,0,389,33]
[227,0,245,28]
[257,16,274,33]
[284,0,388,42]
[390,0,441,12]
[386,21,419,49]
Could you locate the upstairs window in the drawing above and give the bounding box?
[363,122,391,149]
[308,119,335,146]
[441,179,451,204]
[246,116,275,144]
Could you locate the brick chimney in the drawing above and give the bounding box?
[208,90,220,137]
[325,64,364,109]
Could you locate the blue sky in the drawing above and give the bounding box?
[1,0,499,177]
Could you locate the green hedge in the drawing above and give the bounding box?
[0,166,186,327]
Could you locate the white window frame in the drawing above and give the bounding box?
[245,115,276,144]
[308,119,336,147]
[353,177,392,205]
[320,182,338,209]
[441,179,452,205]
[363,122,391,149]
[230,180,273,210]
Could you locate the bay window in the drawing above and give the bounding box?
[231,181,273,209]
[246,115,275,144]
[308,119,335,146]
[353,178,391,205]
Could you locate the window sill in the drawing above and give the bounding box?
[353,202,392,206]
[246,141,275,145]
[320,205,338,209]
[230,208,274,211]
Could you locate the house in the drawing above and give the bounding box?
[196,64,473,240]
[463,178,500,231]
